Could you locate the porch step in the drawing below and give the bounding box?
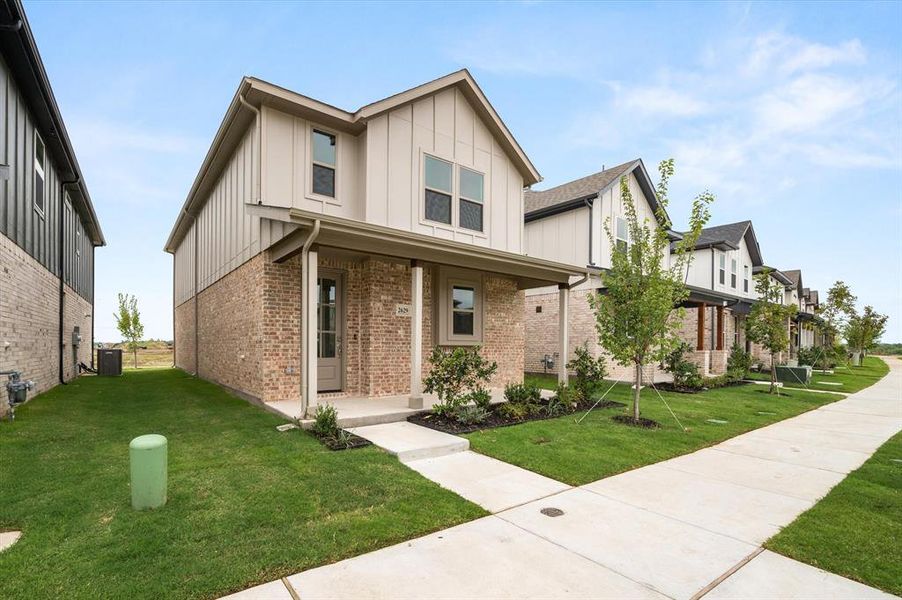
[347,422,469,463]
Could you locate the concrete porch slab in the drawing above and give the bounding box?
[658,448,846,502]
[499,488,758,599]
[706,550,896,599]
[286,515,666,600]
[583,464,812,545]
[406,451,570,513]
[348,422,468,462]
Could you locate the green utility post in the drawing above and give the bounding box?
[129,434,168,510]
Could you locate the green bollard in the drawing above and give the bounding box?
[129,434,167,510]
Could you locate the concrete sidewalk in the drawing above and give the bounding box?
[224,360,901,599]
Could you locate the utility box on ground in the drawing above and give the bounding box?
[97,349,123,376]
[129,434,168,510]
[775,365,811,385]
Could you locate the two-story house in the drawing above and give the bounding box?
[781,269,822,356]
[674,221,766,375]
[521,159,675,382]
[164,71,582,420]
[0,0,105,415]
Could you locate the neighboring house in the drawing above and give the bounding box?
[164,70,581,417]
[781,269,823,356]
[521,159,675,382]
[674,221,765,375]
[0,0,104,414]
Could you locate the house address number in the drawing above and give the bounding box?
[395,304,411,317]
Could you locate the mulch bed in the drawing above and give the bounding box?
[408,399,626,435]
[316,431,372,451]
[612,415,660,428]
[653,380,748,394]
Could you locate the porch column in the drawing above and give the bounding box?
[558,284,570,384]
[696,303,706,351]
[716,305,724,350]
[409,261,424,409]
[303,245,319,417]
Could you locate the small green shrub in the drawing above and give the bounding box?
[544,393,569,417]
[661,342,703,389]
[468,388,492,410]
[312,404,339,439]
[726,344,752,381]
[424,346,498,415]
[497,401,529,421]
[504,382,541,405]
[566,344,607,406]
[798,346,837,369]
[553,382,575,408]
[455,405,489,426]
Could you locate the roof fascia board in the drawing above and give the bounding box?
[525,194,595,222]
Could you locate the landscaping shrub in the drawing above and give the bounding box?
[661,342,703,389]
[312,404,339,439]
[504,382,542,405]
[496,401,530,421]
[455,405,489,426]
[798,346,837,369]
[469,388,492,410]
[424,346,498,415]
[566,344,607,406]
[544,393,569,417]
[726,344,752,380]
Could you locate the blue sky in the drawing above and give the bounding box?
[26,1,902,342]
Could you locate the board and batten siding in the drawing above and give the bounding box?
[364,87,524,253]
[0,53,93,301]
[173,124,295,304]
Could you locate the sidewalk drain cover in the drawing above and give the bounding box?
[541,507,564,517]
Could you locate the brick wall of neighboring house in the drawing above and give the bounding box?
[0,234,93,416]
[524,287,664,383]
[175,252,525,403]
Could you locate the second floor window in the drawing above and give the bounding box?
[312,129,336,197]
[718,253,725,285]
[615,217,629,253]
[458,167,484,232]
[34,131,45,216]
[730,258,737,288]
[424,155,453,225]
[743,265,749,292]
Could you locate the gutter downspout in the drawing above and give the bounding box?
[91,245,95,369]
[193,215,199,375]
[59,179,79,384]
[237,93,262,204]
[299,220,321,418]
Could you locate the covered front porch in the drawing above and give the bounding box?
[254,206,582,419]
[679,286,753,376]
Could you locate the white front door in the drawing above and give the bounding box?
[317,272,343,392]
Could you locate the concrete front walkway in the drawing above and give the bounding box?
[224,360,901,599]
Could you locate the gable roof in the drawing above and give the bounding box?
[678,220,763,266]
[166,69,538,252]
[754,265,793,286]
[523,159,670,226]
[0,0,104,245]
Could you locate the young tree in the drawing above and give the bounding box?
[817,281,856,356]
[590,159,713,422]
[114,293,145,369]
[746,270,797,394]
[845,306,888,365]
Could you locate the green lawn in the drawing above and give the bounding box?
[747,355,889,393]
[0,370,484,600]
[767,432,902,596]
[467,382,844,485]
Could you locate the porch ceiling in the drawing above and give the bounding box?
[252,206,582,289]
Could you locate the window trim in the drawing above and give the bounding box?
[306,125,339,202]
[743,265,749,293]
[436,267,484,345]
[730,258,737,288]
[614,216,629,253]
[33,130,46,218]
[718,253,726,285]
[420,152,488,237]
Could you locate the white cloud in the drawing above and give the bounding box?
[620,86,709,117]
[744,32,866,77]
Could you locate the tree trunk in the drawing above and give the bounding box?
[770,352,778,395]
[633,363,642,421]
[133,347,138,369]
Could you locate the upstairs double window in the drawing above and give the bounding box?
[718,253,726,285]
[743,265,750,293]
[311,129,336,198]
[424,155,484,233]
[730,258,737,288]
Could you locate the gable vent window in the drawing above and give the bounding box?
[424,155,453,225]
[615,217,629,253]
[311,129,336,197]
[731,258,737,288]
[718,253,726,285]
[458,167,484,232]
[34,131,46,217]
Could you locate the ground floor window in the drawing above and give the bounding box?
[436,267,483,345]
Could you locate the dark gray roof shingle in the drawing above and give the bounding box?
[524,159,639,214]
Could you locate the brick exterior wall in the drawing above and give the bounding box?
[524,287,664,383]
[174,252,525,404]
[0,234,93,416]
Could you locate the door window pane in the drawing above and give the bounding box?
[459,199,483,231]
[312,130,336,166]
[459,167,483,202]
[425,189,452,224]
[425,155,452,192]
[319,332,336,358]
